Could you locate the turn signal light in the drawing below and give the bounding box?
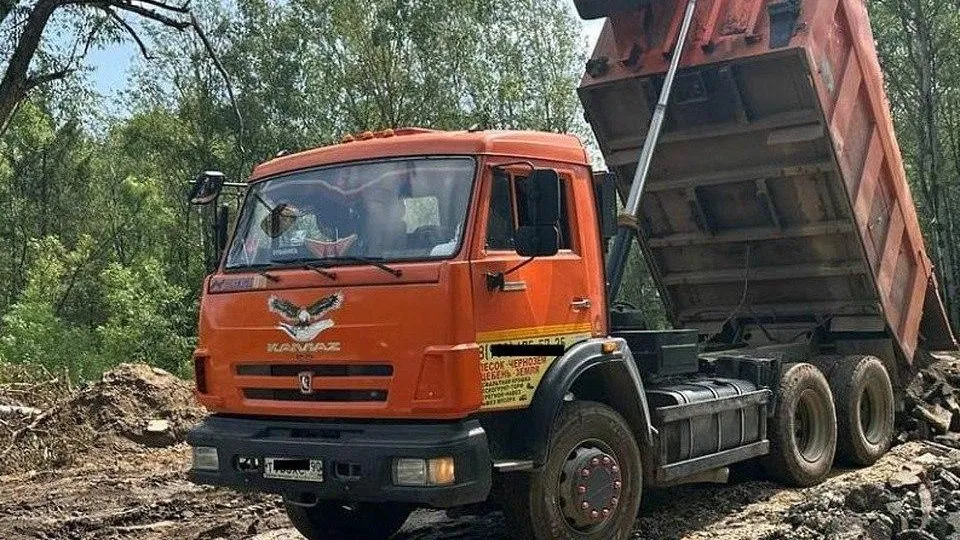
[340,128,402,144]
[601,341,621,354]
[429,457,456,485]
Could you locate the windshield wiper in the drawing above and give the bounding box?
[263,257,338,280]
[316,256,403,278]
[304,263,337,280]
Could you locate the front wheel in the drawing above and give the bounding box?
[502,401,642,540]
[284,500,411,540]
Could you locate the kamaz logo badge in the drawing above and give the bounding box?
[298,371,313,395]
[267,342,341,354]
[268,292,343,343]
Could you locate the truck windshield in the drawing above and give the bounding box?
[225,157,475,269]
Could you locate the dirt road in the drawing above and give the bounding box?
[1,441,956,540]
[2,363,960,540]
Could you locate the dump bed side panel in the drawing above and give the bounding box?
[578,0,957,364]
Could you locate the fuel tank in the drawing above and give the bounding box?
[647,377,767,472]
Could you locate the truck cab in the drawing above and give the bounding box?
[188,129,644,534]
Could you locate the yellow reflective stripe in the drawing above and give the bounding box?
[476,323,593,343]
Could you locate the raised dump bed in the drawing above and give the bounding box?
[577,0,956,364]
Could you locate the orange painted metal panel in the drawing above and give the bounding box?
[580,0,956,364]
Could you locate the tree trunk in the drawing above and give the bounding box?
[0,0,62,128]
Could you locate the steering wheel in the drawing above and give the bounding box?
[410,225,443,249]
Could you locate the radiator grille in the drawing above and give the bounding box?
[243,389,388,402]
[236,364,392,377]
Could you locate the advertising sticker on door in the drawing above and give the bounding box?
[477,324,592,411]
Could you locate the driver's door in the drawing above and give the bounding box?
[470,163,605,412]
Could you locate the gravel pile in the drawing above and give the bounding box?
[774,447,960,539]
[898,356,960,449]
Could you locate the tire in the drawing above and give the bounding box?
[829,356,895,466]
[284,501,411,540]
[762,363,837,487]
[574,0,644,20]
[502,401,642,540]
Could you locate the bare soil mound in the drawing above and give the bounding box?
[0,363,204,473]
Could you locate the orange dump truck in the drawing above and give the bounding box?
[185,1,956,539]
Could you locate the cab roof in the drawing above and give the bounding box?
[250,128,589,182]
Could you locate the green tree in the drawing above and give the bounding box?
[871,0,960,329]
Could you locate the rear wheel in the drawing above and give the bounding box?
[829,356,895,466]
[284,500,411,540]
[762,363,837,487]
[502,401,642,540]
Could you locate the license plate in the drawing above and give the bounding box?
[264,457,324,482]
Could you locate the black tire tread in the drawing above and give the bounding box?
[829,355,895,466]
[762,363,837,487]
[501,400,642,540]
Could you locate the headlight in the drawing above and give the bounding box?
[393,457,455,486]
[192,446,220,471]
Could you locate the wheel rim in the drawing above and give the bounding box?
[859,379,887,445]
[794,388,830,463]
[557,439,623,532]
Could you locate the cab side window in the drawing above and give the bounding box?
[485,170,573,252]
[486,171,515,250]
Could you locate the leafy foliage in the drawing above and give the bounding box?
[870,0,960,328]
[0,0,591,381]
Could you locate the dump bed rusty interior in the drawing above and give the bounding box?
[578,0,956,363]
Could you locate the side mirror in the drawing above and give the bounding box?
[189,171,226,205]
[516,169,561,225]
[516,225,560,257]
[594,171,619,241]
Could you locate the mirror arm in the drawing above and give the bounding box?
[491,160,536,175]
[485,257,535,291]
[504,257,536,276]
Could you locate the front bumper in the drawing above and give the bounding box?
[186,415,492,508]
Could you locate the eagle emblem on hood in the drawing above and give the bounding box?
[268,292,344,343]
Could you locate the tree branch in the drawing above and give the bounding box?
[133,0,190,14]
[103,0,190,30]
[190,12,245,156]
[104,8,152,59]
[23,68,73,91]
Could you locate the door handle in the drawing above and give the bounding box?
[571,297,592,311]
